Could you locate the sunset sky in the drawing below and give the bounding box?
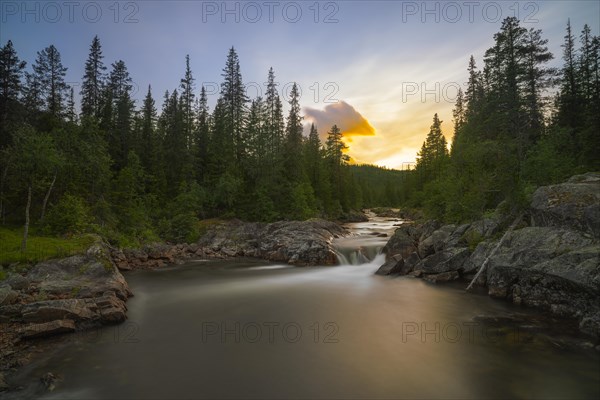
[2,1,599,168]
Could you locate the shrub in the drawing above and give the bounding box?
[43,194,92,236]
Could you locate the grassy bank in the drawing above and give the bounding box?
[0,227,96,268]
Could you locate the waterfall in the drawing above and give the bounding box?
[332,215,400,266]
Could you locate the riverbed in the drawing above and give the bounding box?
[6,217,600,399]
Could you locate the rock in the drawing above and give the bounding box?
[464,218,500,241]
[40,372,58,392]
[383,224,418,259]
[198,219,347,266]
[375,255,404,276]
[96,292,127,323]
[417,235,435,258]
[370,208,403,218]
[480,226,600,338]
[21,299,97,323]
[418,224,456,257]
[26,248,131,301]
[3,274,30,290]
[418,220,443,242]
[417,247,471,274]
[20,319,76,339]
[338,211,369,222]
[530,172,600,238]
[446,223,470,248]
[402,252,421,274]
[423,271,459,283]
[0,372,8,391]
[0,287,18,306]
[0,304,24,322]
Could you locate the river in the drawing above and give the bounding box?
[7,216,600,399]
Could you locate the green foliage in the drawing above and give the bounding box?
[43,194,92,235]
[399,18,598,223]
[522,128,578,186]
[288,182,318,221]
[158,212,200,243]
[0,227,95,266]
[462,230,485,252]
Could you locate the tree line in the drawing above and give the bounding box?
[0,38,401,248]
[405,17,599,222]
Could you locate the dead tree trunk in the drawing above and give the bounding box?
[21,185,32,253]
[40,171,57,221]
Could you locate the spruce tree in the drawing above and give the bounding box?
[31,45,69,118]
[80,35,106,120]
[220,47,248,164]
[107,60,134,169]
[180,54,195,148]
[0,40,26,147]
[284,83,304,182]
[194,85,210,181]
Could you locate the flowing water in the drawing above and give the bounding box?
[7,216,600,399]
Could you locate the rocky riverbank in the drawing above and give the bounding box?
[111,218,348,270]
[377,173,600,339]
[0,237,131,391]
[0,218,348,392]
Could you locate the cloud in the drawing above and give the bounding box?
[303,101,376,140]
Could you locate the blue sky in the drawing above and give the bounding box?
[2,0,599,168]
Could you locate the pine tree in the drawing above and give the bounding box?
[304,123,322,188]
[140,85,157,173]
[66,86,77,123]
[452,88,466,139]
[522,27,554,144]
[31,45,69,118]
[0,40,26,147]
[107,60,134,169]
[220,47,248,164]
[556,19,581,130]
[193,85,210,181]
[23,72,44,117]
[265,67,285,156]
[80,35,106,120]
[416,113,448,181]
[465,55,484,120]
[179,54,195,148]
[244,96,267,181]
[284,83,304,182]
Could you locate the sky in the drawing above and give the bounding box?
[2,0,599,169]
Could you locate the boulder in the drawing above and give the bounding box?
[0,287,18,306]
[375,255,404,276]
[19,319,76,339]
[418,220,443,242]
[402,252,422,274]
[530,172,600,238]
[418,224,456,257]
[463,218,500,241]
[96,292,127,324]
[21,299,97,323]
[446,223,470,248]
[26,247,131,301]
[0,372,8,392]
[479,227,600,337]
[383,224,418,259]
[2,273,30,290]
[423,271,460,283]
[198,219,348,266]
[417,247,471,274]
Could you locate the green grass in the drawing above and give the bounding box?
[0,227,96,267]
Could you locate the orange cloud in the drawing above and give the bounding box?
[303,101,376,141]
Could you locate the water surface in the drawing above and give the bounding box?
[9,217,599,399]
